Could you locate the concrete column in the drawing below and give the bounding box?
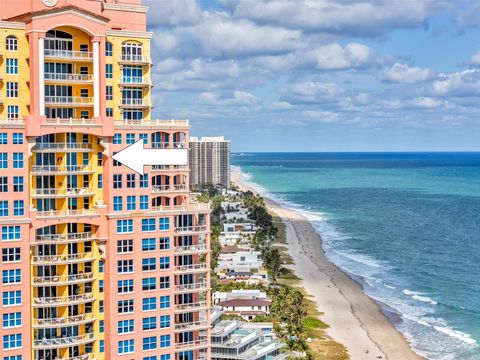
[93,41,100,117]
[39,37,45,116]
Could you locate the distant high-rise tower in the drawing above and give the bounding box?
[189,137,231,188]
[0,1,211,359]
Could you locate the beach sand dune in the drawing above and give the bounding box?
[232,169,423,360]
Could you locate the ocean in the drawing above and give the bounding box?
[232,152,480,360]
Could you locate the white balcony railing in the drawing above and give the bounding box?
[114,119,189,127]
[151,142,186,149]
[175,263,209,273]
[44,118,99,126]
[45,96,94,106]
[151,184,187,193]
[121,98,150,107]
[44,49,93,61]
[32,272,94,285]
[120,77,150,85]
[33,333,95,349]
[32,252,94,264]
[33,293,94,307]
[174,281,209,293]
[35,209,98,219]
[175,225,208,234]
[32,188,94,197]
[151,165,189,171]
[120,54,150,63]
[32,143,92,151]
[45,73,93,82]
[35,232,94,244]
[0,118,24,125]
[174,319,209,331]
[174,243,208,254]
[31,165,94,174]
[174,300,209,313]
[33,313,95,327]
[175,339,209,352]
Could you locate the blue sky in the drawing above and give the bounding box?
[144,0,480,152]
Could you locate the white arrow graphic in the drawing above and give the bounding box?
[112,140,188,175]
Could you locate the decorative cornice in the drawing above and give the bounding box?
[0,21,26,30]
[106,30,152,39]
[102,3,148,14]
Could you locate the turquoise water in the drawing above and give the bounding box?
[232,152,480,360]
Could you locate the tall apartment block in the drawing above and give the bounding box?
[0,1,211,360]
[189,137,231,189]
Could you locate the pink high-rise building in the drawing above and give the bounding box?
[0,1,211,359]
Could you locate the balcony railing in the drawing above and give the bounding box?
[175,339,209,352]
[175,225,209,234]
[35,209,98,219]
[32,252,94,264]
[151,165,189,171]
[174,319,209,331]
[0,118,24,125]
[44,118,99,126]
[32,272,94,286]
[33,332,95,349]
[120,54,150,64]
[120,77,150,86]
[44,49,93,61]
[174,281,209,293]
[174,243,209,254]
[174,300,209,313]
[33,293,94,307]
[120,98,150,107]
[151,142,186,149]
[35,232,94,244]
[45,96,94,106]
[174,263,210,274]
[33,313,95,328]
[45,73,93,82]
[114,119,189,128]
[32,187,95,198]
[152,184,187,193]
[32,143,93,152]
[150,203,210,214]
[31,165,94,174]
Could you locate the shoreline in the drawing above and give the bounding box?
[231,169,424,360]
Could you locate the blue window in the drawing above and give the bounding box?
[126,133,135,144]
[113,174,122,188]
[159,217,170,231]
[160,334,171,348]
[142,297,157,311]
[0,153,7,168]
[106,64,113,79]
[139,133,148,144]
[2,312,22,328]
[2,226,20,241]
[2,291,21,306]
[159,237,170,250]
[118,299,134,314]
[139,174,148,188]
[100,339,105,353]
[118,279,134,293]
[113,133,122,144]
[159,315,170,328]
[13,153,23,168]
[13,200,24,216]
[100,320,104,333]
[118,319,134,334]
[106,42,113,56]
[13,176,23,192]
[142,218,156,232]
[12,133,23,144]
[142,277,156,291]
[160,355,171,360]
[142,316,157,330]
[3,334,22,350]
[160,295,170,309]
[142,238,156,251]
[142,258,156,271]
[159,276,170,289]
[159,256,170,270]
[4,356,22,360]
[7,106,19,120]
[143,336,157,351]
[140,195,148,210]
[100,300,104,313]
[0,133,6,144]
[144,356,157,360]
[98,174,103,189]
[106,107,113,117]
[117,219,133,233]
[98,152,103,167]
[99,261,104,273]
[113,196,123,211]
[99,279,104,292]
[0,201,8,216]
[127,173,136,188]
[6,59,18,74]
[127,195,136,211]
[118,339,134,354]
[2,269,21,284]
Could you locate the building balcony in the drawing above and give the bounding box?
[32,293,95,308]
[32,187,95,199]
[32,313,95,329]
[175,339,209,352]
[44,49,93,61]
[31,165,95,175]
[174,300,209,314]
[34,232,94,245]
[149,203,211,215]
[119,77,151,87]
[114,119,189,129]
[61,355,95,360]
[174,281,209,294]
[120,99,150,108]
[35,209,99,219]
[174,263,210,274]
[33,332,95,350]
[174,243,209,255]
[151,142,187,149]
[175,225,209,235]
[174,319,209,332]
[32,252,95,265]
[0,117,25,127]
[45,73,94,83]
[43,118,101,127]
[32,142,93,152]
[151,184,188,194]
[45,96,94,107]
[151,165,189,172]
[119,54,150,64]
[32,272,94,286]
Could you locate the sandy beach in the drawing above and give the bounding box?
[232,169,423,360]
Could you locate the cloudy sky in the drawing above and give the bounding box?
[144,0,480,152]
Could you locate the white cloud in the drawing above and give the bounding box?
[284,81,344,103]
[381,63,434,83]
[223,0,446,37]
[199,91,261,106]
[303,43,378,70]
[428,69,480,96]
[301,110,340,123]
[145,0,202,26]
[469,51,480,65]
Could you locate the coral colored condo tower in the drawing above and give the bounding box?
[0,1,211,359]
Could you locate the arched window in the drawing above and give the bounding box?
[45,30,73,51]
[122,42,143,61]
[6,35,18,51]
[106,41,113,56]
